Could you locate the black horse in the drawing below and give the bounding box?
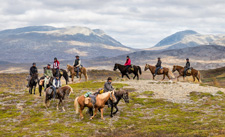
[38,76,54,96]
[89,90,129,117]
[29,73,38,94]
[43,67,69,85]
[113,63,142,80]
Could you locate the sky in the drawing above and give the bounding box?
[1,0,225,49]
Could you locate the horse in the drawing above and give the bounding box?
[44,67,69,85]
[89,90,129,117]
[28,73,38,94]
[66,64,88,82]
[44,85,73,111]
[144,64,173,80]
[172,65,201,82]
[38,76,54,96]
[74,91,117,120]
[113,63,142,80]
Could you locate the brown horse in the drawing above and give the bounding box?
[172,65,201,82]
[44,85,73,111]
[67,64,88,82]
[74,91,117,120]
[144,64,173,80]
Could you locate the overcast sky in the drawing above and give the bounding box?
[1,0,225,49]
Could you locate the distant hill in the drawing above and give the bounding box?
[148,30,225,50]
[0,26,135,63]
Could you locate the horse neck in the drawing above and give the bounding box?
[148,65,155,73]
[97,92,111,102]
[117,64,124,71]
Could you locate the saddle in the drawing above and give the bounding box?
[187,69,192,74]
[59,70,63,75]
[84,92,96,105]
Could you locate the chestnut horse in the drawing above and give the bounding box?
[74,91,117,120]
[44,85,73,111]
[172,65,201,82]
[67,64,88,82]
[144,64,173,80]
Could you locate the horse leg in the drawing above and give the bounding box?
[113,104,119,115]
[137,74,139,80]
[79,106,84,120]
[57,99,60,111]
[162,74,165,81]
[177,75,180,82]
[71,75,74,83]
[192,75,196,82]
[33,86,35,95]
[110,103,113,117]
[166,74,170,80]
[90,107,98,120]
[122,74,124,78]
[79,73,81,82]
[100,108,104,120]
[39,85,42,96]
[126,74,130,79]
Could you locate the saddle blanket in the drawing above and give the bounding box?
[84,93,96,105]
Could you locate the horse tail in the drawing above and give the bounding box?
[197,71,201,83]
[74,97,79,114]
[138,66,142,75]
[168,69,175,79]
[63,69,69,84]
[83,68,88,81]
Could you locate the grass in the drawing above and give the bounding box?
[1,72,225,136]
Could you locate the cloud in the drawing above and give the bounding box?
[1,0,225,49]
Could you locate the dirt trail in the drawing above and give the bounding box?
[117,80,225,103]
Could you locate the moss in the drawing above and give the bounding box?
[217,90,224,95]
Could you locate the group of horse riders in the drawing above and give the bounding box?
[27,55,82,99]
[124,56,191,77]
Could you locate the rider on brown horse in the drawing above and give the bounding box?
[74,55,81,78]
[184,58,191,77]
[154,57,162,76]
[27,62,38,87]
[104,77,114,107]
[124,56,131,73]
[44,64,53,90]
[52,76,61,100]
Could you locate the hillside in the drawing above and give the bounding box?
[0,26,135,63]
[1,71,225,136]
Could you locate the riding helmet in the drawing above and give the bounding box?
[186,58,189,60]
[158,57,161,59]
[76,55,79,57]
[32,62,36,65]
[127,56,130,58]
[107,77,112,81]
[54,57,57,60]
[47,64,51,66]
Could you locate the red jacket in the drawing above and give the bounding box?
[124,58,131,66]
[53,60,60,69]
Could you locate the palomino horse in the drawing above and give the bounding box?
[67,64,88,82]
[172,65,201,82]
[144,64,173,80]
[74,91,117,120]
[89,90,129,117]
[44,85,73,111]
[113,63,142,80]
[28,73,38,94]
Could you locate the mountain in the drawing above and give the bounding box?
[0,26,135,63]
[149,30,225,50]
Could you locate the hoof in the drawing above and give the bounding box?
[110,115,113,118]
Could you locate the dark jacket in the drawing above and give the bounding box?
[30,66,38,76]
[74,59,81,67]
[104,82,114,92]
[155,60,162,68]
[185,62,190,68]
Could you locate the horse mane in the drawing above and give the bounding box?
[174,65,184,69]
[115,90,127,96]
[97,92,111,99]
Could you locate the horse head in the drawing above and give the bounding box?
[32,73,39,83]
[122,90,129,103]
[172,65,177,73]
[110,90,117,103]
[66,64,71,73]
[113,63,118,71]
[144,64,149,71]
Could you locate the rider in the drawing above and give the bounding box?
[154,57,162,76]
[52,76,61,99]
[27,63,38,87]
[124,56,131,73]
[184,58,191,77]
[53,57,60,78]
[44,64,53,90]
[74,55,81,78]
[104,77,114,107]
